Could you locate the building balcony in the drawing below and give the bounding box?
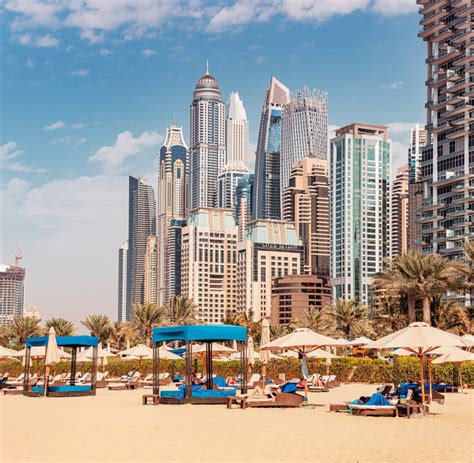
[419,0,448,16]
[427,47,462,66]
[419,21,446,38]
[457,3,474,18]
[452,28,474,43]
[447,124,472,139]
[446,78,469,94]
[433,172,469,187]
[452,53,474,68]
[421,7,448,25]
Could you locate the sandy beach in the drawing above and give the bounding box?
[1,383,473,463]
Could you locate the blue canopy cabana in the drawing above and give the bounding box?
[151,325,248,404]
[23,335,99,397]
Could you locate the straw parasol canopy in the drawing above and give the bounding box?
[119,344,154,370]
[366,322,468,405]
[78,344,117,370]
[157,347,182,360]
[14,346,71,359]
[262,328,344,397]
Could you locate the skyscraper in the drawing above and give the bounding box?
[157,124,188,304]
[127,176,156,319]
[280,87,328,200]
[237,220,303,321]
[282,157,330,276]
[181,208,237,324]
[329,123,391,305]
[417,1,474,265]
[226,92,249,168]
[235,173,254,241]
[217,167,247,209]
[117,240,128,323]
[144,235,158,304]
[167,218,186,301]
[189,66,226,209]
[253,76,290,220]
[0,262,25,326]
[408,125,427,252]
[390,165,410,258]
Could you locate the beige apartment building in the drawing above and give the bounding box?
[282,157,330,276]
[391,165,410,258]
[181,208,238,324]
[144,235,158,304]
[237,220,303,321]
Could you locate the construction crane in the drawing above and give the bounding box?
[0,235,23,267]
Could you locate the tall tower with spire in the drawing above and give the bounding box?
[189,65,226,209]
[253,76,290,220]
[157,124,189,304]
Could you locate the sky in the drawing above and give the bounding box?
[1,0,426,329]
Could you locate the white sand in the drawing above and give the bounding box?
[1,383,473,463]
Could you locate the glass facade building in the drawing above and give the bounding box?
[329,124,391,305]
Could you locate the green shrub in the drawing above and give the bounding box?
[1,357,473,386]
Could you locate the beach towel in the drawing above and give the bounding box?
[365,393,391,406]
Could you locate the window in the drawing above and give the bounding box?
[449,141,456,154]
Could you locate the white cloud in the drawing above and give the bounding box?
[51,136,87,147]
[99,48,112,56]
[26,58,35,67]
[70,68,90,77]
[5,0,418,40]
[371,0,418,15]
[386,121,421,136]
[381,80,404,90]
[43,120,65,131]
[35,33,59,47]
[71,122,85,129]
[0,141,45,173]
[141,49,157,58]
[1,174,130,324]
[90,130,163,168]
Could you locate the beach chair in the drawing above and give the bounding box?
[236,382,304,408]
[108,372,141,390]
[76,372,92,384]
[7,373,24,386]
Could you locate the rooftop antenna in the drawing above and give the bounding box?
[206,59,209,74]
[14,247,22,267]
[173,112,176,125]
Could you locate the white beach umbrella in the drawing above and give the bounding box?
[120,344,153,358]
[432,346,474,393]
[192,342,236,356]
[350,336,373,346]
[260,319,271,381]
[157,346,182,360]
[44,327,60,396]
[307,348,338,359]
[14,346,71,359]
[336,338,352,346]
[367,322,468,405]
[247,336,255,372]
[0,346,20,359]
[262,328,344,397]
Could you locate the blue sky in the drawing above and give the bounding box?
[1,0,425,328]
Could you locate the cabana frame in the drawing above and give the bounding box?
[151,325,248,405]
[23,335,99,397]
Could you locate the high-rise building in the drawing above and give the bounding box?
[280,87,328,201]
[253,76,290,220]
[167,218,186,301]
[117,240,128,322]
[408,124,428,183]
[189,66,226,210]
[157,124,188,304]
[226,92,249,168]
[127,176,156,319]
[329,123,391,305]
[271,275,331,327]
[282,157,330,276]
[408,125,427,252]
[0,263,25,326]
[391,165,410,258]
[235,174,254,241]
[217,166,248,209]
[144,235,158,304]
[417,1,474,265]
[237,220,303,321]
[181,208,237,324]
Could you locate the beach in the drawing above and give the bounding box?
[1,383,473,463]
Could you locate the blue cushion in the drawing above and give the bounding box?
[32,385,92,393]
[281,382,297,394]
[212,377,228,388]
[365,393,391,406]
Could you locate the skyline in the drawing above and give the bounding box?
[1,1,426,327]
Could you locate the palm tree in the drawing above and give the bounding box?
[375,251,467,324]
[164,296,198,325]
[45,318,75,336]
[132,303,164,346]
[292,306,327,333]
[430,298,469,334]
[323,298,372,340]
[81,314,111,344]
[372,293,408,336]
[373,256,419,323]
[221,312,244,325]
[270,324,291,339]
[8,316,42,345]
